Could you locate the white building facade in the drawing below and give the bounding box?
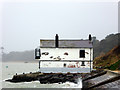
[35,34,93,73]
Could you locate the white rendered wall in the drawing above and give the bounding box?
[39,48,93,61]
[40,61,91,68]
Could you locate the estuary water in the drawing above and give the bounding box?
[1,62,82,88]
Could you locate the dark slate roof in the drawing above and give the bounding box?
[40,40,93,48]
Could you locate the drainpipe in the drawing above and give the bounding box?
[89,34,92,73]
[90,48,91,72]
[39,61,40,69]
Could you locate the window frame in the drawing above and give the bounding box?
[80,50,85,58]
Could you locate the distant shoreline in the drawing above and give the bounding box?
[2,61,39,63]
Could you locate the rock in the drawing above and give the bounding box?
[6,72,81,84]
[38,73,80,84]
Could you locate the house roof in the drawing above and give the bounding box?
[40,39,93,48]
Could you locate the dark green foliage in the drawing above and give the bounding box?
[108,60,120,70]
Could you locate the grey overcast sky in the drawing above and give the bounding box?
[0,0,118,53]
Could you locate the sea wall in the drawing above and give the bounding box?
[82,70,120,89]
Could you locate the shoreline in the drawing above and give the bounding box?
[2,61,39,63]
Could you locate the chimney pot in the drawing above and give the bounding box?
[89,34,92,41]
[55,34,59,47]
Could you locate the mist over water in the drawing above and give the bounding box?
[2,62,82,88]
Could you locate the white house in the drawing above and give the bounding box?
[35,34,93,73]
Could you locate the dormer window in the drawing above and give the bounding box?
[80,50,85,58]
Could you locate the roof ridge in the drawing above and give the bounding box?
[40,39,89,41]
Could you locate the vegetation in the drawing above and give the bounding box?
[108,60,120,70]
[93,33,120,58]
[94,45,120,70]
[92,33,120,70]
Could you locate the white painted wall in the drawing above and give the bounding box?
[39,48,93,61]
[40,61,91,68]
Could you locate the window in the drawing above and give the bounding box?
[35,48,41,59]
[64,52,68,55]
[42,52,49,55]
[81,61,85,66]
[80,50,85,58]
[64,63,66,67]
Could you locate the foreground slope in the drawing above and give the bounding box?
[94,45,120,70]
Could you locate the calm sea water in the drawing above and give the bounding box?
[1,62,82,88]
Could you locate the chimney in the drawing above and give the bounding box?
[55,34,59,48]
[89,34,92,41]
